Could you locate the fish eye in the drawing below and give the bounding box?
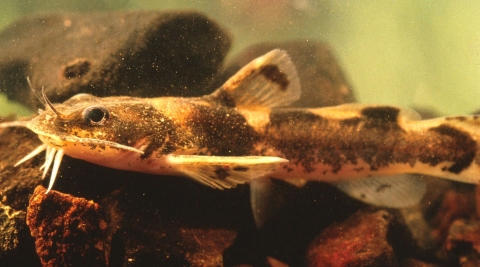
[83,106,110,126]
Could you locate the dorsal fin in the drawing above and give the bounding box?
[210,49,301,110]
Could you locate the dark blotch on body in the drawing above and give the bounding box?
[190,104,259,156]
[260,64,289,91]
[362,107,400,122]
[270,111,324,128]
[361,106,401,130]
[428,124,476,173]
[445,116,467,122]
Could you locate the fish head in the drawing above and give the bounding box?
[26,93,169,162]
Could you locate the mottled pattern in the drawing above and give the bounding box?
[428,124,476,173]
[262,107,477,175]
[26,92,480,183]
[188,104,259,156]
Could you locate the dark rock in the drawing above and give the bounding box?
[0,122,44,266]
[0,125,44,210]
[224,182,366,266]
[306,209,414,267]
[181,228,238,266]
[26,186,107,267]
[0,203,41,267]
[101,178,247,266]
[0,204,25,256]
[216,40,356,108]
[0,10,231,108]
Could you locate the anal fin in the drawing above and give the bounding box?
[333,174,426,208]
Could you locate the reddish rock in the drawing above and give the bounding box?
[307,210,400,267]
[441,218,480,266]
[26,186,107,267]
[445,219,480,253]
[430,187,475,243]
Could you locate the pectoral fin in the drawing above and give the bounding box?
[166,155,288,189]
[333,174,426,208]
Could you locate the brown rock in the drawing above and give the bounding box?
[443,219,480,264]
[181,228,238,265]
[0,204,25,256]
[217,40,356,108]
[0,124,43,210]
[476,184,480,218]
[0,121,44,266]
[430,186,475,243]
[0,203,41,266]
[26,186,107,267]
[0,10,231,107]
[307,210,403,267]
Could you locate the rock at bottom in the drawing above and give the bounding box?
[26,186,107,267]
[307,210,399,267]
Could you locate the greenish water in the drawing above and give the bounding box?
[1,0,480,116]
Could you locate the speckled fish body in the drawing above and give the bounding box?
[3,50,480,220]
[262,107,480,184]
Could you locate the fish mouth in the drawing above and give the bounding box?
[37,133,145,154]
[15,131,144,194]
